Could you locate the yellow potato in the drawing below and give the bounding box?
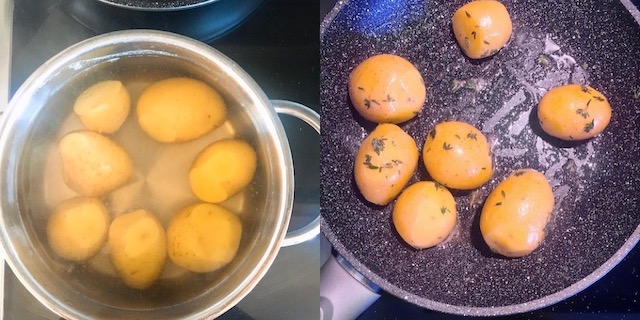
[354,123,419,205]
[136,77,227,143]
[348,54,426,123]
[108,209,167,289]
[538,84,612,140]
[480,169,554,257]
[59,130,134,197]
[73,80,131,133]
[452,0,513,59]
[393,181,457,249]
[423,121,493,190]
[189,139,257,203]
[167,203,242,273]
[47,197,110,261]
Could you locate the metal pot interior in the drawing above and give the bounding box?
[0,31,292,319]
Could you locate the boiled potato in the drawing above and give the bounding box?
[136,77,227,143]
[189,139,257,203]
[393,181,457,249]
[538,84,612,140]
[349,54,426,124]
[59,130,134,197]
[73,80,130,133]
[423,121,492,190]
[47,197,110,261]
[354,123,419,205]
[480,169,554,257]
[108,209,167,289]
[167,203,242,273]
[452,0,512,59]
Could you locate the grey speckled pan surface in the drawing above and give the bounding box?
[320,0,640,316]
[98,0,213,9]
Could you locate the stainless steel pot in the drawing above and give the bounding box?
[0,29,319,319]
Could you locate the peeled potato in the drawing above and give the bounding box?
[354,123,419,205]
[423,121,493,190]
[452,0,513,59]
[480,169,555,257]
[73,80,131,133]
[59,130,134,197]
[538,84,612,141]
[349,54,426,124]
[167,203,242,273]
[393,181,457,249]
[108,209,167,289]
[136,77,227,143]
[189,139,257,203]
[47,197,110,261]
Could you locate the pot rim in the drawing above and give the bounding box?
[0,29,294,319]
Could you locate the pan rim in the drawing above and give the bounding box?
[93,0,221,12]
[320,0,640,316]
[321,217,640,316]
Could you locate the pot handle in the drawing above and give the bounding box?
[320,254,381,320]
[270,99,320,247]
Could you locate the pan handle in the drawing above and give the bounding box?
[320,252,381,320]
[271,100,320,247]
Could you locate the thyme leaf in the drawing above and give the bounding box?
[514,170,526,177]
[451,78,487,93]
[501,190,506,198]
[495,202,502,206]
[592,95,605,102]
[443,142,453,150]
[584,119,595,133]
[576,108,590,119]
[465,10,471,18]
[364,98,371,109]
[363,154,401,172]
[381,159,402,170]
[467,133,477,140]
[363,154,379,170]
[429,128,437,139]
[371,138,387,156]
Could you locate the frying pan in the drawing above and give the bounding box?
[320,0,640,317]
[63,0,264,41]
[91,0,218,10]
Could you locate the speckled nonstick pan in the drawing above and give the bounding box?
[93,0,217,10]
[64,0,264,41]
[320,0,640,316]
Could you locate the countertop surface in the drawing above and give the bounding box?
[6,0,319,319]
